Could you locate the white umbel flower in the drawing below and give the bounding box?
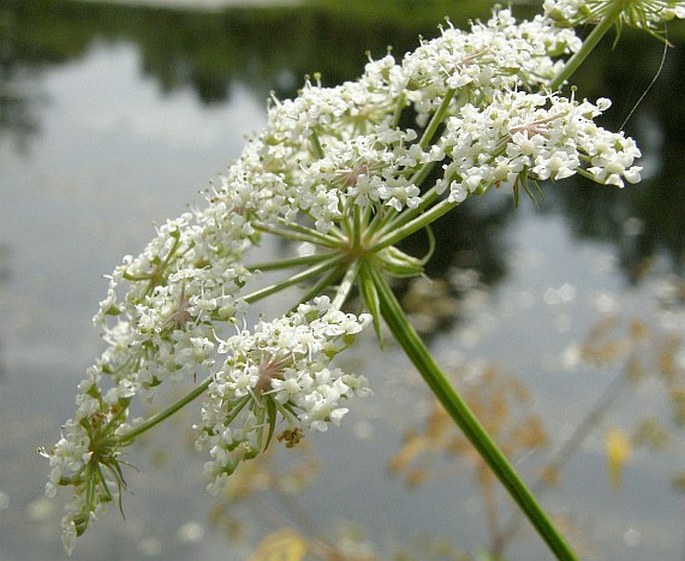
[195,297,371,492]
[437,90,642,201]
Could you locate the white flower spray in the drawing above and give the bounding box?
[41,1,683,557]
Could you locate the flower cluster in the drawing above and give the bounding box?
[42,1,669,553]
[196,297,371,494]
[401,9,582,123]
[437,91,642,203]
[544,0,685,29]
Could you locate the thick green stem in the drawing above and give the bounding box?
[119,376,212,445]
[408,160,438,188]
[371,270,578,561]
[550,16,615,90]
[496,366,634,554]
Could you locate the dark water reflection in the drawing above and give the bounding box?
[3,0,684,287]
[1,2,684,561]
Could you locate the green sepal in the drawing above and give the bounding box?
[105,460,129,518]
[58,475,75,486]
[73,512,90,537]
[263,397,278,451]
[277,400,298,421]
[146,375,162,388]
[86,383,102,400]
[117,397,132,410]
[513,170,543,209]
[244,446,259,460]
[340,333,358,348]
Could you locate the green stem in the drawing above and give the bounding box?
[311,129,325,159]
[373,198,457,253]
[224,395,252,426]
[391,91,407,129]
[247,252,335,272]
[275,217,344,246]
[366,206,398,240]
[382,184,440,234]
[288,261,346,313]
[332,259,360,310]
[419,88,456,150]
[253,221,341,249]
[244,255,344,304]
[407,159,438,188]
[496,365,634,555]
[371,270,578,561]
[119,376,212,445]
[550,16,615,90]
[353,204,362,250]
